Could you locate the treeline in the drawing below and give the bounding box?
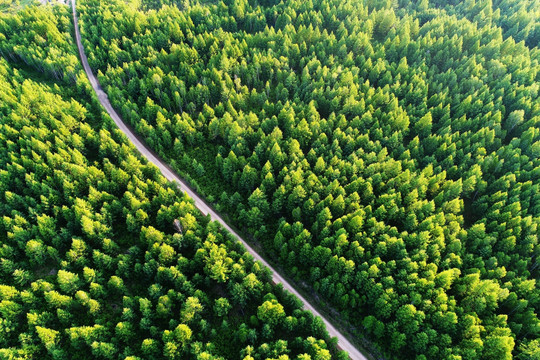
[0,4,80,81]
[76,0,540,359]
[0,6,345,359]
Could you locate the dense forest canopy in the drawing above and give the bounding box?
[0,5,345,359]
[73,0,540,359]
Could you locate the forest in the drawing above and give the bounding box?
[67,0,539,359]
[0,4,346,359]
[0,0,539,359]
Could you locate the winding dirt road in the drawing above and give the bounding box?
[71,1,368,358]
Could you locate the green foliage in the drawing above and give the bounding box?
[75,0,540,358]
[0,6,341,358]
[0,3,81,81]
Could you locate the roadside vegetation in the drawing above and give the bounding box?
[0,5,345,359]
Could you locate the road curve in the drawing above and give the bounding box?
[71,1,367,359]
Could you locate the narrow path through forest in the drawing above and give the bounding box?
[70,1,368,358]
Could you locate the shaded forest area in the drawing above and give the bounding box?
[73,0,539,359]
